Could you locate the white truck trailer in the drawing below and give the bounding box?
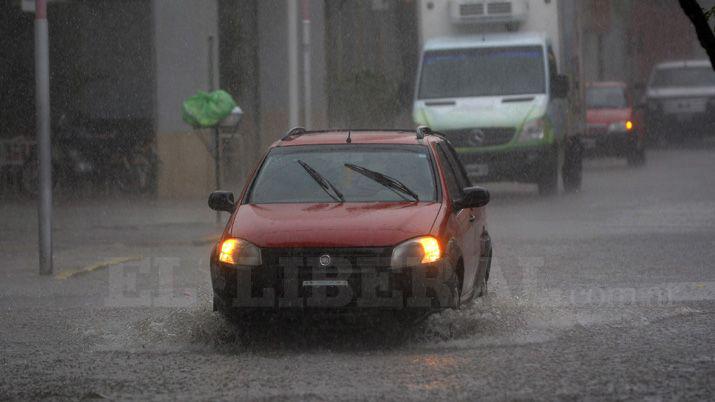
[413,0,584,194]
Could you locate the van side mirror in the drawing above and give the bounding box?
[455,186,490,209]
[209,191,236,213]
[552,75,570,99]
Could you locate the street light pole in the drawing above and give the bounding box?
[287,0,300,127]
[302,0,312,129]
[35,0,53,276]
[208,35,221,224]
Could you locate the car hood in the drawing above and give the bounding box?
[229,202,442,248]
[587,108,631,125]
[646,86,715,99]
[413,95,548,129]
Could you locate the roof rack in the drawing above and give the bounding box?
[416,126,432,140]
[279,127,445,142]
[281,127,307,141]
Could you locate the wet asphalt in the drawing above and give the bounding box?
[1,143,714,401]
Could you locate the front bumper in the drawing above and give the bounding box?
[582,130,638,157]
[455,144,554,183]
[210,248,459,311]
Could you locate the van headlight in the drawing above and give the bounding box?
[391,236,442,269]
[518,119,545,143]
[218,238,262,266]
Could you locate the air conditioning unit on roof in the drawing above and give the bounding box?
[449,0,529,25]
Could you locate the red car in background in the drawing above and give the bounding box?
[584,82,646,166]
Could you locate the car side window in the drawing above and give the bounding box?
[435,144,463,201]
[442,142,472,188]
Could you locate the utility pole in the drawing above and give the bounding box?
[35,0,53,275]
[302,0,312,128]
[208,35,221,224]
[288,0,300,128]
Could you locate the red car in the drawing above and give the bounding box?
[584,82,646,165]
[208,127,492,319]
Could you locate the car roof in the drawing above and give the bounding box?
[272,130,443,148]
[655,60,712,69]
[424,32,547,51]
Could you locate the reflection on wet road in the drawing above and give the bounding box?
[1,147,714,400]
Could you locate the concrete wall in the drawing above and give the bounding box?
[256,0,327,147]
[153,0,219,198]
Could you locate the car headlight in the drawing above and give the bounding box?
[391,236,442,269]
[218,238,262,266]
[518,119,545,143]
[608,121,634,132]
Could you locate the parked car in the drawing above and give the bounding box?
[584,82,645,165]
[208,127,493,321]
[643,60,715,142]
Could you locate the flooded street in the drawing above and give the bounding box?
[2,145,714,400]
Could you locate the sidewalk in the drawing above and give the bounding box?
[0,197,224,304]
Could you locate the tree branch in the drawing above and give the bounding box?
[679,0,715,70]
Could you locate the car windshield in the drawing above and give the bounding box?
[248,145,437,204]
[650,66,715,88]
[586,86,627,109]
[418,46,546,99]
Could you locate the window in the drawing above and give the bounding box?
[435,144,464,201]
[586,86,627,109]
[248,145,437,204]
[651,66,715,88]
[419,46,546,99]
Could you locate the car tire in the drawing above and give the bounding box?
[476,246,492,298]
[627,147,646,167]
[563,137,583,193]
[213,294,235,319]
[538,152,559,196]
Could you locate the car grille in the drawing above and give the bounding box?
[487,2,512,14]
[441,128,516,147]
[262,247,393,275]
[258,247,397,305]
[587,125,608,136]
[460,3,485,16]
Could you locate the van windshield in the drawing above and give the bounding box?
[650,66,715,88]
[418,46,546,99]
[248,145,437,204]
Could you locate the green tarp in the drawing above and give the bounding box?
[182,90,237,128]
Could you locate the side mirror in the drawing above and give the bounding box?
[455,186,490,209]
[552,75,570,99]
[209,191,236,213]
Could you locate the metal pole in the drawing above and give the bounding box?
[35,0,53,275]
[208,35,221,224]
[288,0,300,127]
[301,0,312,128]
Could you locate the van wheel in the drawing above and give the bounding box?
[537,154,559,196]
[563,137,583,192]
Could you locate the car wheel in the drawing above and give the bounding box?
[627,147,646,167]
[478,246,492,298]
[213,294,235,319]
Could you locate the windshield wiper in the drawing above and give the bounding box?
[297,160,344,203]
[344,163,419,202]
